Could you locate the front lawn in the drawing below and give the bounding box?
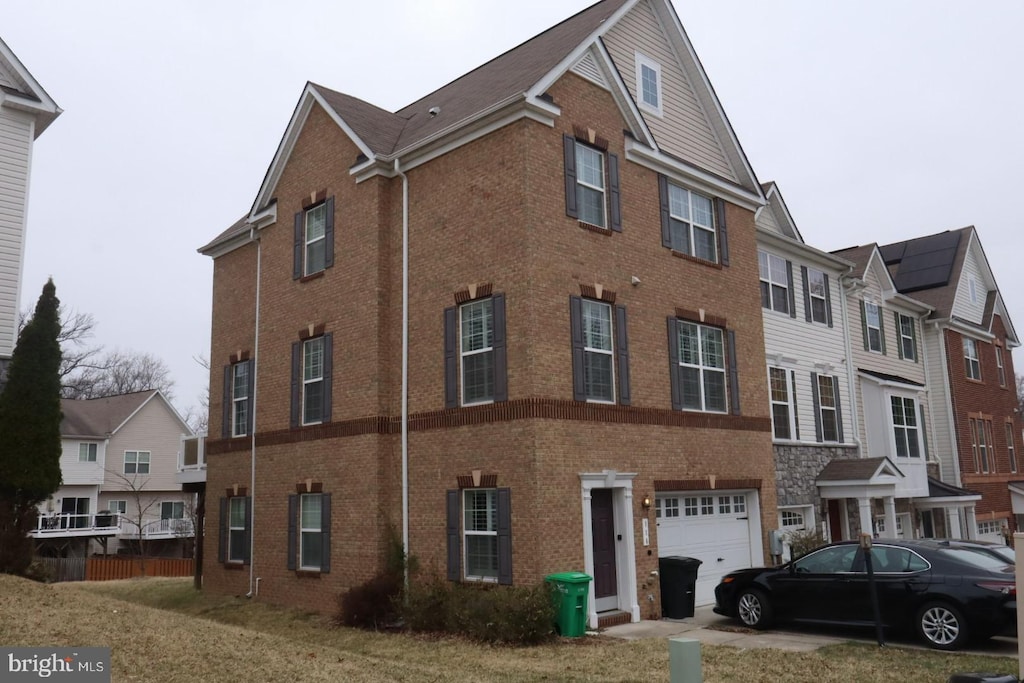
[0,575,1016,682]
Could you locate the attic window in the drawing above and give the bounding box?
[635,52,662,117]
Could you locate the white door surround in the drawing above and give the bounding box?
[580,470,639,628]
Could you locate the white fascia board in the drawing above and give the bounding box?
[626,138,762,210]
[945,317,996,343]
[200,229,255,259]
[0,36,60,134]
[761,184,805,243]
[919,494,983,507]
[856,370,925,392]
[992,294,1020,347]
[252,84,376,214]
[250,202,277,230]
[652,0,759,195]
[757,228,854,273]
[888,292,934,314]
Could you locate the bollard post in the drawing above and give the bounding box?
[1015,532,1024,682]
[669,637,702,683]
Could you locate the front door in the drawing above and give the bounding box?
[827,500,843,541]
[591,488,618,612]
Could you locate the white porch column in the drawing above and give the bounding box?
[947,508,963,539]
[882,496,898,539]
[965,506,978,540]
[857,497,873,536]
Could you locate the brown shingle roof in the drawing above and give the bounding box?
[816,457,901,482]
[830,243,877,277]
[61,391,157,438]
[879,227,973,319]
[198,214,250,255]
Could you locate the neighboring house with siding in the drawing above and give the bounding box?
[875,227,1021,542]
[31,390,197,559]
[755,182,859,555]
[199,0,778,626]
[0,36,60,379]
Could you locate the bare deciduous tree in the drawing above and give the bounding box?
[107,468,159,573]
[181,354,209,433]
[64,350,175,401]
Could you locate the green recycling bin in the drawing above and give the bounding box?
[545,571,592,637]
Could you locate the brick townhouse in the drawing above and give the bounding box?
[199,0,777,626]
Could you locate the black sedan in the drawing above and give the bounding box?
[713,539,1016,650]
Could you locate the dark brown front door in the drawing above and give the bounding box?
[827,500,843,541]
[591,488,617,610]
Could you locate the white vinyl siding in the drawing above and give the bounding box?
[0,110,33,357]
[602,2,736,180]
[952,244,987,325]
[101,394,191,492]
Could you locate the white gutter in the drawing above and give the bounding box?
[395,158,410,588]
[838,272,863,451]
[247,225,262,597]
[935,320,963,488]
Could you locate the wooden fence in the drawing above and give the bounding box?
[85,557,194,581]
[33,557,194,582]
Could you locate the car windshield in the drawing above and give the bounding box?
[988,546,1015,563]
[941,547,1014,570]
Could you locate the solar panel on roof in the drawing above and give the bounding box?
[891,231,961,292]
[879,242,907,265]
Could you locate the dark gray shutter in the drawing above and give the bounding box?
[323,196,335,269]
[910,317,919,363]
[563,134,578,219]
[222,365,231,439]
[321,493,331,574]
[918,403,929,457]
[833,376,844,443]
[322,333,333,423]
[895,312,904,360]
[667,317,682,411]
[800,265,811,322]
[444,307,458,408]
[791,370,800,440]
[786,261,796,318]
[727,330,741,415]
[287,494,298,571]
[290,341,301,428]
[659,175,672,248]
[243,496,252,565]
[218,497,227,564]
[293,211,303,279]
[492,294,508,402]
[615,305,630,406]
[823,274,833,327]
[879,308,887,355]
[570,296,586,402]
[608,153,621,232]
[810,372,822,442]
[497,488,512,585]
[446,490,460,582]
[860,300,869,350]
[715,197,729,266]
[246,359,255,435]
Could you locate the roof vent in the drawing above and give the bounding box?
[428,106,441,117]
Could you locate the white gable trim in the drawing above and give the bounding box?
[0,36,60,136]
[758,183,803,243]
[252,84,376,214]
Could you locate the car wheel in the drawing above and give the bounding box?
[916,601,969,650]
[736,589,773,629]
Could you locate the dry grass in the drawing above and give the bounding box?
[0,575,1017,682]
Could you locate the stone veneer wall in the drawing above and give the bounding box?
[774,444,861,508]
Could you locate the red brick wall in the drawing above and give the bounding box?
[947,316,1022,529]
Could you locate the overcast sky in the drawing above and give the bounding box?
[5,1,1023,421]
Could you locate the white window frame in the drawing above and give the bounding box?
[108,500,127,515]
[780,508,807,530]
[635,52,663,116]
[232,361,249,437]
[969,277,978,304]
[459,298,494,406]
[807,268,828,324]
[758,251,789,314]
[898,314,917,361]
[890,395,922,458]
[817,375,840,443]
[228,497,246,564]
[78,442,97,463]
[655,497,679,518]
[996,346,1006,387]
[977,519,1003,536]
[677,321,727,413]
[768,367,796,441]
[582,300,615,403]
[667,183,716,262]
[865,301,882,352]
[574,142,606,228]
[124,450,150,475]
[963,337,981,380]
[463,488,498,582]
[299,493,323,571]
[304,203,327,276]
[302,337,325,425]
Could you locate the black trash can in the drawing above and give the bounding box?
[659,556,702,619]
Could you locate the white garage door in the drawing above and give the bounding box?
[656,491,755,607]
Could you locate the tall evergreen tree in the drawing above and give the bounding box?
[0,279,63,574]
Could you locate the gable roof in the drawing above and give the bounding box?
[0,35,61,137]
[210,0,763,250]
[816,456,903,483]
[60,390,190,439]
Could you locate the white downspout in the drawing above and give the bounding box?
[247,225,262,597]
[395,159,410,588]
[838,274,863,451]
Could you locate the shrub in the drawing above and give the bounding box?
[785,527,826,559]
[337,571,402,629]
[402,575,555,645]
[22,560,54,584]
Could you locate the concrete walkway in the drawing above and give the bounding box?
[600,605,847,652]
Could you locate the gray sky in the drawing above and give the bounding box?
[5,1,1023,420]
